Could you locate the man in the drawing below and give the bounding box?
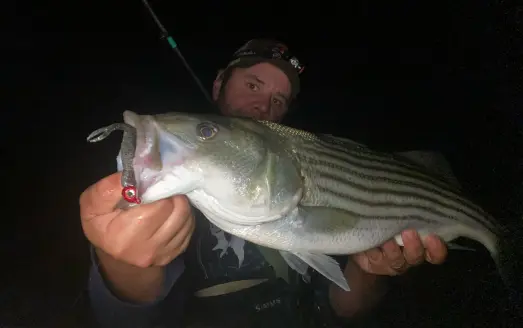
[80,39,448,327]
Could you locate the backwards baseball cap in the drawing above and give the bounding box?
[226,39,305,99]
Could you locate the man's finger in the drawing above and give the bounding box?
[401,230,425,265]
[109,197,176,239]
[80,172,124,219]
[156,219,195,266]
[424,234,448,264]
[365,248,384,264]
[161,211,195,253]
[151,196,192,243]
[381,240,405,270]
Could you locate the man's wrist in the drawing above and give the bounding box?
[311,272,350,327]
[95,247,167,303]
[328,258,389,319]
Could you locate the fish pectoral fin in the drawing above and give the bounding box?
[262,153,276,207]
[246,152,276,207]
[291,251,350,292]
[297,206,360,233]
[279,250,309,275]
[256,247,290,282]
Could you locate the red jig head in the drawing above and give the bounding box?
[122,186,141,204]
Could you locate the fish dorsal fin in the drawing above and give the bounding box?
[318,134,368,150]
[395,150,462,189]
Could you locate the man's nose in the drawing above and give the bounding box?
[253,103,268,113]
[253,96,271,113]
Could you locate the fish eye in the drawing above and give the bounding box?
[196,122,218,140]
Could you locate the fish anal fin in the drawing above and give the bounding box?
[284,251,350,292]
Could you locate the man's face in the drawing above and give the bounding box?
[212,62,292,122]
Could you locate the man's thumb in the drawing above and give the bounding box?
[80,172,124,220]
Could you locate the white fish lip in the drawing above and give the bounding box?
[122,111,197,202]
[122,111,165,198]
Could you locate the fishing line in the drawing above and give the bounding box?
[141,0,213,104]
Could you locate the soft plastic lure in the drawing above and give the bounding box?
[86,123,141,204]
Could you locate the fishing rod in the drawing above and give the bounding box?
[141,0,213,104]
[68,2,215,312]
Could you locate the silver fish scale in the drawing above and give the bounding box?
[257,120,499,234]
[258,120,318,141]
[197,140,264,200]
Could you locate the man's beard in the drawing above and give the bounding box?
[215,89,258,119]
[215,89,234,114]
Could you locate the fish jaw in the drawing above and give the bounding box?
[140,112,305,224]
[119,110,202,204]
[117,111,303,222]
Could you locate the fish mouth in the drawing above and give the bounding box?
[122,111,168,199]
[120,111,154,198]
[122,110,196,202]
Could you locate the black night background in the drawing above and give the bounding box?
[2,0,522,326]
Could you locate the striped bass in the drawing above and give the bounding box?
[87,110,516,292]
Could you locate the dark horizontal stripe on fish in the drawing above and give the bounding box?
[298,146,467,205]
[304,145,452,195]
[258,121,499,230]
[299,153,494,229]
[313,138,455,192]
[316,186,440,224]
[297,147,498,232]
[302,141,497,225]
[315,170,496,233]
[299,152,456,198]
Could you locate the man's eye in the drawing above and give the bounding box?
[272,98,283,106]
[247,82,259,91]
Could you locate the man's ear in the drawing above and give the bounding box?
[212,69,225,101]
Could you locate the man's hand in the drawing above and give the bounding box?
[80,172,195,268]
[329,231,448,318]
[352,230,448,275]
[80,172,195,301]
